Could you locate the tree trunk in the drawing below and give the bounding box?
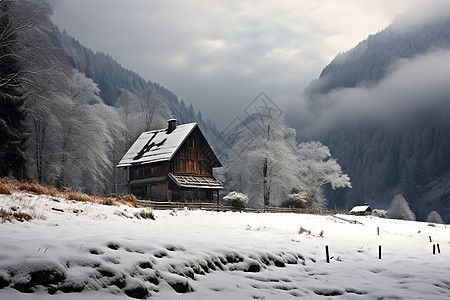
[263,157,269,207]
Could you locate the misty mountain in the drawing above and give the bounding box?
[302,9,450,222]
[54,28,222,155]
[307,11,450,95]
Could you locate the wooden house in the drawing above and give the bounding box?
[117,119,222,202]
[349,203,373,216]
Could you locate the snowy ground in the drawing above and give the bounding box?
[1,192,450,299]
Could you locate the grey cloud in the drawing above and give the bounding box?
[300,49,450,137]
[48,0,432,128]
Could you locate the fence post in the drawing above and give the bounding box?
[433,244,436,255]
[429,236,432,243]
[377,227,380,236]
[437,244,441,254]
[378,245,381,259]
[325,245,330,263]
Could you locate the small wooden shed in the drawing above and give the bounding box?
[349,204,373,216]
[117,119,222,202]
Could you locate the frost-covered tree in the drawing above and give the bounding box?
[138,87,170,132]
[225,107,351,209]
[115,88,171,146]
[387,194,416,221]
[0,4,27,179]
[225,107,299,207]
[296,141,351,209]
[54,69,116,190]
[426,211,443,224]
[0,0,53,179]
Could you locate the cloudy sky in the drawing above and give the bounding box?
[48,0,429,128]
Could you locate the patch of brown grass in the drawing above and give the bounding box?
[0,178,15,195]
[299,226,311,235]
[65,190,95,203]
[100,197,116,206]
[0,177,59,196]
[0,184,13,195]
[17,181,58,196]
[120,194,138,208]
[0,177,137,208]
[0,209,33,222]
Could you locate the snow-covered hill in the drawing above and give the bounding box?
[1,192,449,299]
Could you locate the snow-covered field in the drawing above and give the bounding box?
[1,192,449,299]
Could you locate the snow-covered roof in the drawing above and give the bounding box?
[168,173,223,189]
[349,205,372,213]
[117,123,197,167]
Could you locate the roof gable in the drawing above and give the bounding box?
[117,123,197,167]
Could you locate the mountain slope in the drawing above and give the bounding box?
[306,9,450,95]
[54,28,223,156]
[301,7,450,222]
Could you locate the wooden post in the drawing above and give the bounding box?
[377,227,379,236]
[437,244,441,254]
[433,244,436,255]
[325,245,330,263]
[378,245,381,259]
[429,236,432,243]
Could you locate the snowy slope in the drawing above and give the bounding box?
[1,192,449,299]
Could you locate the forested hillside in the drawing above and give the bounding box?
[0,0,222,196]
[300,8,450,221]
[55,28,223,155]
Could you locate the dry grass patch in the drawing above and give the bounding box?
[0,209,33,222]
[0,184,13,195]
[120,194,138,208]
[17,181,59,196]
[0,178,15,195]
[299,226,311,235]
[65,191,95,203]
[0,177,135,209]
[100,197,116,206]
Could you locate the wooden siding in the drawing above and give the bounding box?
[129,162,170,180]
[171,129,213,176]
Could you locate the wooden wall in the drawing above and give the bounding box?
[171,130,212,176]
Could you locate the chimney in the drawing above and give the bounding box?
[167,119,177,133]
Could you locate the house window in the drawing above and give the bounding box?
[129,163,165,179]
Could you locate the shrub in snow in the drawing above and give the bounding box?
[281,192,307,208]
[136,209,155,220]
[426,211,444,224]
[387,194,416,221]
[372,209,387,218]
[223,191,249,208]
